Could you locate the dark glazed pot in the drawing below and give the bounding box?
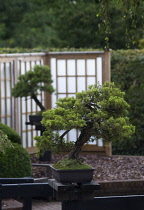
[50,165,95,184]
[39,151,51,162]
[29,115,43,124]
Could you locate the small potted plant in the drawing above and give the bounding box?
[35,82,135,183]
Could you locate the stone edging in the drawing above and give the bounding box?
[95,179,144,197]
[34,177,144,197]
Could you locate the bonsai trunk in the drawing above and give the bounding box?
[32,94,45,111]
[69,126,93,160]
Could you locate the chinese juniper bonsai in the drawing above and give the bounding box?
[12,65,54,112]
[35,82,135,168]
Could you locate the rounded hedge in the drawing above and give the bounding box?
[0,143,32,178]
[0,122,21,144]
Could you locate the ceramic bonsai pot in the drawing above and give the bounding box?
[50,165,95,184]
[29,115,43,125]
[39,151,51,161]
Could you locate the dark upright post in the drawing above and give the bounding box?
[23,197,32,210]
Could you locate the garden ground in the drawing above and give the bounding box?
[31,153,144,181]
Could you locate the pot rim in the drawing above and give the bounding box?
[50,164,95,172]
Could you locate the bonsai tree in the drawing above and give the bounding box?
[12,65,54,112]
[35,82,135,166]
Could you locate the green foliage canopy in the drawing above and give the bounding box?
[35,82,135,159]
[0,0,144,49]
[12,65,54,111]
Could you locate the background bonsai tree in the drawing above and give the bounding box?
[35,82,135,163]
[12,65,54,111]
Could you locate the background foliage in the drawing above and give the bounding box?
[0,0,144,49]
[97,0,144,49]
[111,50,144,155]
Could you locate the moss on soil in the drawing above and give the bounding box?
[52,158,92,170]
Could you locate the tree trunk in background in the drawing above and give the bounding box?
[32,94,45,111]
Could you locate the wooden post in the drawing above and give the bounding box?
[105,142,112,156]
[13,58,19,133]
[43,53,52,110]
[102,50,111,83]
[102,50,112,156]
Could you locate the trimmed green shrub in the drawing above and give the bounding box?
[0,122,21,144]
[0,143,32,178]
[0,47,102,54]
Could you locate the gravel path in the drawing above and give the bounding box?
[31,154,144,181]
